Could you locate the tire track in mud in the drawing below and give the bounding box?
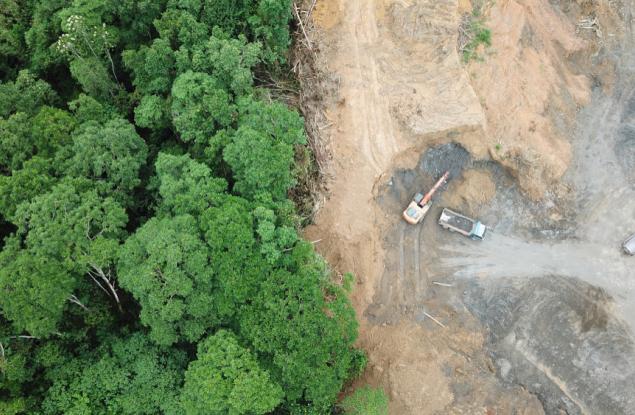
[346,0,398,175]
[368,218,433,322]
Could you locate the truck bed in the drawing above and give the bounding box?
[439,208,474,234]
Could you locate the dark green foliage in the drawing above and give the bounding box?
[42,333,186,414]
[198,196,262,318]
[134,94,170,130]
[0,106,75,174]
[0,157,56,221]
[254,205,298,264]
[181,330,283,415]
[340,386,389,415]
[68,118,148,198]
[31,107,77,158]
[0,318,40,413]
[153,8,208,50]
[198,0,254,35]
[68,93,117,124]
[0,1,363,413]
[249,0,293,63]
[0,113,34,173]
[0,241,73,337]
[13,179,127,279]
[123,38,176,95]
[0,70,58,117]
[23,0,67,74]
[69,56,117,102]
[0,0,29,77]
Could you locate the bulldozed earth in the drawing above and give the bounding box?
[303,0,635,413]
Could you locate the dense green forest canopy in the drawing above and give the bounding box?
[0,1,364,414]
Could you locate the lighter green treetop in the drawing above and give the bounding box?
[181,330,283,415]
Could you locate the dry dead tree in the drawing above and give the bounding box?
[88,263,123,312]
[68,294,88,311]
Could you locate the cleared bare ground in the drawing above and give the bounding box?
[306,0,635,413]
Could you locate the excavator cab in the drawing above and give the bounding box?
[403,200,431,225]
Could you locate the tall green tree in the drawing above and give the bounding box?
[171,71,234,146]
[13,180,128,274]
[249,0,293,62]
[223,98,306,200]
[238,242,359,413]
[0,181,128,336]
[181,330,283,415]
[117,215,216,346]
[185,31,261,97]
[0,0,29,77]
[0,317,40,414]
[67,118,148,199]
[155,152,227,217]
[0,240,72,337]
[198,196,264,319]
[153,8,208,50]
[0,106,75,174]
[0,113,34,173]
[123,38,176,96]
[31,106,77,159]
[23,0,66,74]
[0,157,56,222]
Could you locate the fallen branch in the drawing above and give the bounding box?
[306,0,318,24]
[423,311,447,328]
[577,16,602,38]
[293,2,313,51]
[432,281,454,287]
[457,13,473,53]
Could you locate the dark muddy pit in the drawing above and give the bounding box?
[461,275,635,415]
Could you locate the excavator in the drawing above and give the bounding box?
[402,171,450,225]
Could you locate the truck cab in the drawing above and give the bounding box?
[469,221,487,240]
[624,233,635,255]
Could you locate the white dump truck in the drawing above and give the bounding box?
[438,208,487,240]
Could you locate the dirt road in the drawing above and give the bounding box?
[308,0,634,413]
